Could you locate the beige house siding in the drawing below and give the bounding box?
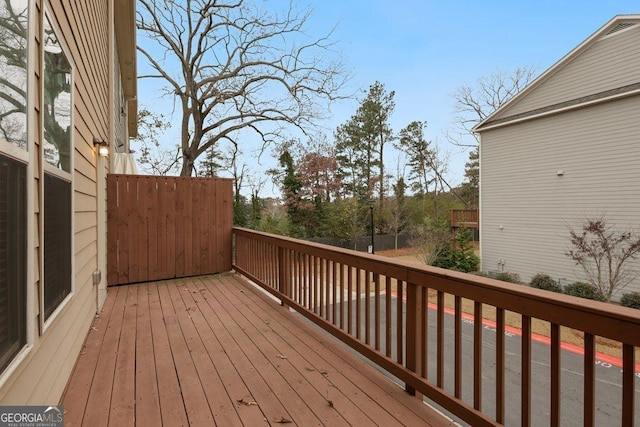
[492,23,640,121]
[480,95,640,293]
[0,0,134,405]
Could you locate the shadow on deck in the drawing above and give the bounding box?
[61,273,452,426]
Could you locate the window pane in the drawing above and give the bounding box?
[0,0,28,150]
[44,173,71,320]
[0,154,27,373]
[43,14,72,172]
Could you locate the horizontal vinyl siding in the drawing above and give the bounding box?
[0,0,110,404]
[495,25,640,118]
[480,95,640,295]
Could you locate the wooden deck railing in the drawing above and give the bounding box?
[451,209,479,229]
[232,227,639,426]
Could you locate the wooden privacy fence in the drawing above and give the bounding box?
[107,175,233,286]
[450,209,479,229]
[233,227,639,427]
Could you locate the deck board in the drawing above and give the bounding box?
[61,273,453,426]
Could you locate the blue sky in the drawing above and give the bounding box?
[136,1,639,195]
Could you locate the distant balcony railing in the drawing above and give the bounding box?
[232,227,639,426]
[451,209,479,229]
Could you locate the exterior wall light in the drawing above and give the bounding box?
[93,137,109,156]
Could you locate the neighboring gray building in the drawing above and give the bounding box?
[474,15,640,295]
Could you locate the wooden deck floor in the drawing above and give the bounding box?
[61,273,453,426]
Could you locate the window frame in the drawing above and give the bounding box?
[0,0,34,385]
[39,3,75,333]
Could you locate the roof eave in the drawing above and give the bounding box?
[474,14,640,133]
[115,0,137,100]
[114,0,137,140]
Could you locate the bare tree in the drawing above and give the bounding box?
[137,0,348,176]
[133,109,182,175]
[447,66,537,147]
[566,216,640,301]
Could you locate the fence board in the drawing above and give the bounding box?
[107,175,233,286]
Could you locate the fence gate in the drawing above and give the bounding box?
[107,174,233,286]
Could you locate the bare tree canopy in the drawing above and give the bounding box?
[447,66,537,147]
[137,0,349,176]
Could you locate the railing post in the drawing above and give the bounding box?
[405,282,423,398]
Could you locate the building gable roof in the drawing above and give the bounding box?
[474,15,640,133]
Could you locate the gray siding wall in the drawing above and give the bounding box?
[480,95,640,296]
[494,24,640,119]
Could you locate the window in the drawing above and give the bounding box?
[0,156,27,373]
[0,0,28,373]
[43,11,73,321]
[0,0,28,152]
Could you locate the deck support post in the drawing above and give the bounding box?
[405,282,423,399]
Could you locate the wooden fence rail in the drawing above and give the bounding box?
[107,175,232,285]
[233,227,639,427]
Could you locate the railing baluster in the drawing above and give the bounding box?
[365,270,371,345]
[331,261,343,327]
[437,291,444,388]
[325,259,330,321]
[584,333,595,427]
[455,296,462,399]
[622,343,635,426]
[375,273,381,351]
[303,253,308,310]
[385,275,392,357]
[421,286,428,378]
[319,257,325,318]
[356,269,362,340]
[312,255,317,314]
[347,265,353,334]
[324,259,329,319]
[496,307,505,424]
[396,280,404,365]
[522,315,532,427]
[551,323,561,427]
[278,247,285,305]
[337,262,342,328]
[294,251,299,303]
[474,301,483,410]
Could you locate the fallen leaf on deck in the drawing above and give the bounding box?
[304,367,315,372]
[273,417,292,424]
[90,327,98,332]
[319,370,328,375]
[237,398,258,406]
[327,400,334,407]
[277,354,287,359]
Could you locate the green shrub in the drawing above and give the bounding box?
[494,272,521,284]
[433,246,480,273]
[529,273,562,293]
[620,292,640,309]
[432,227,480,273]
[563,282,605,301]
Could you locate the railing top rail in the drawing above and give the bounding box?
[233,227,640,346]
